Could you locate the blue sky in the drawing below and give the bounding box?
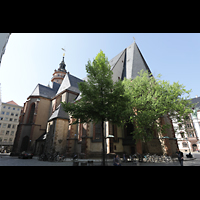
[0,33,200,106]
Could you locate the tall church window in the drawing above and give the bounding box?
[78,122,87,141]
[28,103,35,124]
[93,122,102,140]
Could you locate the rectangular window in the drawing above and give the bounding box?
[94,122,102,140]
[1,111,5,115]
[7,124,11,128]
[12,125,15,129]
[13,108,15,110]
[6,112,9,115]
[9,118,13,121]
[0,117,3,120]
[10,131,14,136]
[11,113,14,116]
[0,130,5,135]
[6,131,9,135]
[2,124,6,128]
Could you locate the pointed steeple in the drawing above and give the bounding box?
[51,56,67,84]
[58,57,67,72]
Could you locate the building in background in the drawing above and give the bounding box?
[0,33,11,112]
[0,101,22,152]
[0,33,11,67]
[173,96,200,153]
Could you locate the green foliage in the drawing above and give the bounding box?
[62,49,195,146]
[62,50,129,125]
[122,69,196,142]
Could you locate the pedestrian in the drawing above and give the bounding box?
[176,149,183,166]
[113,154,121,166]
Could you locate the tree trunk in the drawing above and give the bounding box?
[101,120,105,166]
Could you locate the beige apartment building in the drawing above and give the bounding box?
[0,101,22,152]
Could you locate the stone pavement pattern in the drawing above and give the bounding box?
[0,152,199,166]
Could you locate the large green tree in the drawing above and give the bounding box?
[122,69,196,143]
[62,50,129,165]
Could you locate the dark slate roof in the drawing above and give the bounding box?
[52,82,60,93]
[111,42,151,82]
[48,104,69,121]
[83,42,151,83]
[56,73,83,96]
[80,42,152,101]
[30,83,60,99]
[191,97,200,108]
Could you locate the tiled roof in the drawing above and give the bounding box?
[191,97,200,108]
[111,42,151,82]
[30,83,60,99]
[6,100,19,106]
[48,104,69,121]
[56,73,83,96]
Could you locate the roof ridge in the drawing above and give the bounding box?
[134,42,151,74]
[110,49,126,71]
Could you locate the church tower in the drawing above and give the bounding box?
[51,56,67,84]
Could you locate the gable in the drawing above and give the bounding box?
[56,73,83,96]
[110,42,151,81]
[30,84,57,99]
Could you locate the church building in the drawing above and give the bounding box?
[11,41,178,158]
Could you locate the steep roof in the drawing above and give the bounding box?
[30,83,59,99]
[111,42,151,82]
[48,104,69,121]
[79,42,152,102]
[56,73,83,96]
[191,97,200,109]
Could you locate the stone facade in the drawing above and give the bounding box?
[12,42,178,158]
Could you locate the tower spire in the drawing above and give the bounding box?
[61,48,66,57]
[51,51,67,84]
